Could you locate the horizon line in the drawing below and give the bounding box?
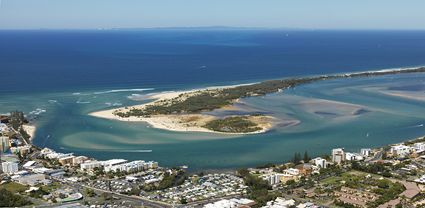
[1,26,425,31]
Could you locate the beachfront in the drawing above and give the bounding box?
[89,85,278,134]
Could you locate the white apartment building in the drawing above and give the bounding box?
[332,148,345,164]
[2,161,19,174]
[104,160,158,173]
[414,142,425,153]
[80,161,102,171]
[262,197,296,208]
[284,168,300,176]
[360,148,372,157]
[311,157,327,168]
[263,173,283,185]
[391,144,415,157]
[0,136,9,152]
[345,152,364,161]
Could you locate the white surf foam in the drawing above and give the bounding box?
[93,88,154,95]
[105,102,123,107]
[29,108,46,115]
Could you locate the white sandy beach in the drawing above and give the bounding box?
[89,83,277,134]
[22,124,36,140]
[90,109,273,135]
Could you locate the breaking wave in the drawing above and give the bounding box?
[93,88,154,95]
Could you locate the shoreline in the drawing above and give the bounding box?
[89,66,425,134]
[90,82,279,135]
[89,112,273,135]
[22,124,36,140]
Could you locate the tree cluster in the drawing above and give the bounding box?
[0,189,32,207]
[237,168,277,207]
[203,116,262,133]
[9,111,26,131]
[292,151,310,165]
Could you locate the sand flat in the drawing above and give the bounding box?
[89,84,277,134]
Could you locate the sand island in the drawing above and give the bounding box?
[90,67,425,134]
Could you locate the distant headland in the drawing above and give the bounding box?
[90,67,425,134]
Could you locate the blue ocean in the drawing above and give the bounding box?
[1,29,425,170]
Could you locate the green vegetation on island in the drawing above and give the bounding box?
[115,67,425,118]
[203,116,262,133]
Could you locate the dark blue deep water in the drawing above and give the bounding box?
[1,29,425,93]
[1,29,425,170]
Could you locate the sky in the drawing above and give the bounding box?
[0,0,425,30]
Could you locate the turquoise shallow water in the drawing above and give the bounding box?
[1,72,424,170]
[2,30,425,170]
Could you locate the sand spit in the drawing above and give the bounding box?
[89,84,276,135]
[90,67,425,134]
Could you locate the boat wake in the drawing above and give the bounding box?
[404,124,424,129]
[76,101,91,104]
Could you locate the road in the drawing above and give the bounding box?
[55,178,172,208]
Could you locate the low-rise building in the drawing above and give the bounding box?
[58,155,75,166]
[23,161,37,169]
[47,169,65,178]
[156,173,247,204]
[40,148,54,156]
[415,175,425,184]
[296,202,319,208]
[15,174,47,186]
[104,160,158,173]
[102,159,127,169]
[72,156,88,166]
[295,163,314,175]
[391,144,415,157]
[51,152,73,160]
[204,198,255,208]
[284,168,300,176]
[311,157,327,168]
[0,123,8,132]
[345,152,364,161]
[262,197,295,208]
[10,145,32,156]
[334,187,379,207]
[414,142,425,154]
[80,160,102,171]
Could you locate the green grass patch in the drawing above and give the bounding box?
[321,172,370,189]
[0,182,28,193]
[40,181,61,192]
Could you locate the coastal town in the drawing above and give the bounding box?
[1,111,425,208]
[4,0,425,207]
